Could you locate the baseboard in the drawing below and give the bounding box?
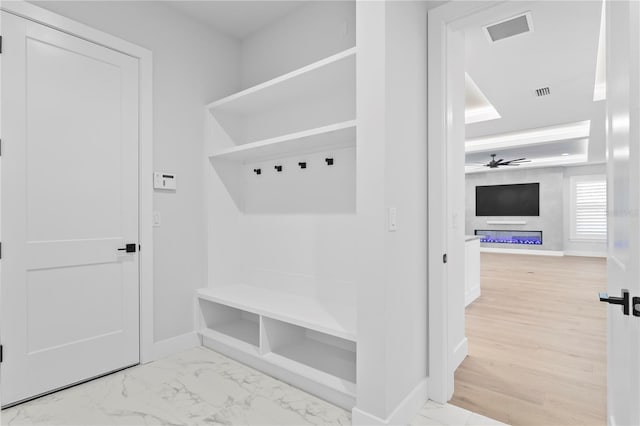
[480,247,564,256]
[352,378,429,426]
[564,250,607,258]
[465,287,480,307]
[452,337,468,371]
[148,331,200,362]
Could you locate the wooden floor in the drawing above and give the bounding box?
[451,253,607,426]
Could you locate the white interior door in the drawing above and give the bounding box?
[1,12,140,406]
[604,0,640,424]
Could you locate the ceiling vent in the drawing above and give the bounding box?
[484,12,533,42]
[535,87,551,97]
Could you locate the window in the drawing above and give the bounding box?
[570,175,607,241]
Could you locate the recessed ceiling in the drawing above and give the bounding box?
[464,1,602,139]
[466,137,589,173]
[465,73,500,124]
[164,1,306,39]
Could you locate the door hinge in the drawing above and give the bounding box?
[1,345,4,363]
[443,253,448,264]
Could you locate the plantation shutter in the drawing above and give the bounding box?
[572,177,607,240]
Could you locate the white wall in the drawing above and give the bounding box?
[240,1,355,88]
[466,167,565,251]
[354,1,430,421]
[205,1,358,308]
[31,1,241,343]
[465,163,607,256]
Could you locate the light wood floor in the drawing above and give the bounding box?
[451,253,607,426]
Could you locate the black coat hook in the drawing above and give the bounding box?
[274,165,283,172]
[298,162,307,169]
[253,168,261,175]
[325,158,334,166]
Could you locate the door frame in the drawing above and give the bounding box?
[426,1,506,403]
[0,1,156,363]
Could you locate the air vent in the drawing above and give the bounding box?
[535,87,551,97]
[484,12,533,42]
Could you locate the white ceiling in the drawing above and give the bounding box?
[464,1,603,170]
[165,1,305,39]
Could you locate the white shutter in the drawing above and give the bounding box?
[571,176,607,240]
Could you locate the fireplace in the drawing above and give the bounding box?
[475,229,542,245]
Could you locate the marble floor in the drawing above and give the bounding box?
[1,346,505,426]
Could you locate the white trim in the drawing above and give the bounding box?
[351,378,429,426]
[564,250,607,258]
[486,220,527,225]
[151,332,200,361]
[427,0,498,404]
[465,287,481,306]
[480,247,564,256]
[452,338,468,371]
[2,1,156,364]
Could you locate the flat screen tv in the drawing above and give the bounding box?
[476,183,540,216]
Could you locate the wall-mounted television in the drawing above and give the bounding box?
[476,183,540,216]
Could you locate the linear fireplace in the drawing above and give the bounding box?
[475,229,542,245]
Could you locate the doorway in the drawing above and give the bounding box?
[427,1,639,424]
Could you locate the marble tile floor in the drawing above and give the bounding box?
[1,346,506,426]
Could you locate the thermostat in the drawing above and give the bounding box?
[154,172,176,190]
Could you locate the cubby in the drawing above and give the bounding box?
[202,0,357,411]
[198,299,260,351]
[262,318,356,387]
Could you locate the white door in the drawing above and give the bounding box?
[1,12,140,406]
[604,0,640,424]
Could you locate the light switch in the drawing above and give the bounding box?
[389,207,398,231]
[153,211,161,227]
[154,172,176,190]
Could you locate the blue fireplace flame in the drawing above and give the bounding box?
[475,230,542,245]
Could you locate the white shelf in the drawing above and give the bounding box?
[207,48,356,116]
[197,285,356,342]
[213,318,259,346]
[264,349,356,397]
[272,337,356,384]
[198,327,259,355]
[209,121,356,163]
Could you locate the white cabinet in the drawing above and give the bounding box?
[465,236,481,306]
[201,4,357,410]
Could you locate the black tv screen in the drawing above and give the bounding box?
[476,183,540,216]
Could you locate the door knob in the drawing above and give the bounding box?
[599,289,629,315]
[633,296,640,317]
[117,243,137,253]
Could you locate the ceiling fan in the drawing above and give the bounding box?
[484,153,530,168]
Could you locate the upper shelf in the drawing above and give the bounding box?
[207,47,356,116]
[209,120,356,163]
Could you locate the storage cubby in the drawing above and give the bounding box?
[262,317,356,386]
[198,299,260,348]
[202,0,357,410]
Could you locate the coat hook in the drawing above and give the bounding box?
[325,157,334,166]
[274,165,283,172]
[298,162,307,169]
[253,168,261,175]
